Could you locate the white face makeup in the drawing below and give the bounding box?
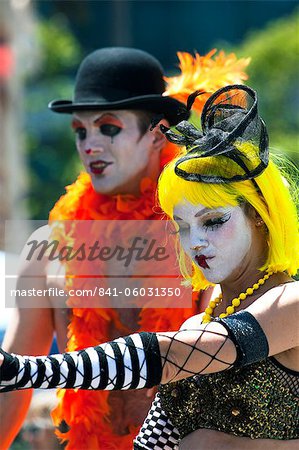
[173,201,253,284]
[72,110,158,195]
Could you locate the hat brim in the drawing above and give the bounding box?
[48,95,188,126]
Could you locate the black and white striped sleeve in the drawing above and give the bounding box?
[134,393,180,449]
[0,332,162,392]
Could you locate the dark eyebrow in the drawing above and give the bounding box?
[194,208,213,218]
[173,208,212,221]
[173,208,212,220]
[174,207,226,222]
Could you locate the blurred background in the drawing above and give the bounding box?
[0,1,298,448]
[0,0,298,224]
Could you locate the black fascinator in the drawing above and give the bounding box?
[161,84,269,183]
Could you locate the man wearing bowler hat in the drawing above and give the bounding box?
[49,47,192,449]
[1,47,249,449]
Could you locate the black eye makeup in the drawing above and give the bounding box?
[71,120,87,141]
[203,212,231,231]
[94,115,123,138]
[75,127,87,141]
[99,124,122,137]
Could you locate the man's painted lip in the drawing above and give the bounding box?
[89,160,113,175]
[195,255,214,269]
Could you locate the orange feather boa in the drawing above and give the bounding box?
[49,50,250,449]
[49,142,200,449]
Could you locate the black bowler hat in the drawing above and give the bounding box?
[49,47,188,126]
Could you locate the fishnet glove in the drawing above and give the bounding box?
[0,321,239,392]
[158,321,236,383]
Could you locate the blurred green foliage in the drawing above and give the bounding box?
[24,11,298,220]
[234,9,299,167]
[234,8,299,243]
[37,20,81,75]
[9,432,30,450]
[24,17,83,219]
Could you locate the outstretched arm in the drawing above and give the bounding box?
[1,282,298,392]
[0,314,241,391]
[0,248,56,448]
[0,314,269,393]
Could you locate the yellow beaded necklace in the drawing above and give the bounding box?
[202,270,275,323]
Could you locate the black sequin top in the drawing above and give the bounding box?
[159,357,299,440]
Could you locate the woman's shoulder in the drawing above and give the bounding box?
[266,279,298,303]
[284,279,299,297]
[245,278,298,355]
[253,278,298,307]
[180,312,205,330]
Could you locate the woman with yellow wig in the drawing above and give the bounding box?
[1,85,298,449]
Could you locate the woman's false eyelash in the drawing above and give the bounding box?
[203,213,231,231]
[170,212,231,235]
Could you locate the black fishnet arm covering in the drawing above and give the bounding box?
[134,392,179,449]
[1,321,240,392]
[157,321,235,383]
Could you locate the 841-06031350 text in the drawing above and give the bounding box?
[9,286,182,298]
[96,287,182,297]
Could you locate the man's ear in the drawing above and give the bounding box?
[151,119,169,152]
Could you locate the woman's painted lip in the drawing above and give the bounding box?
[89,160,113,175]
[195,255,214,269]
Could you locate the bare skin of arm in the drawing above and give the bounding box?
[179,429,299,450]
[0,225,60,449]
[0,307,54,449]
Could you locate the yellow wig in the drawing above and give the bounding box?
[158,142,299,291]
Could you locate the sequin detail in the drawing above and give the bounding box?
[159,357,299,439]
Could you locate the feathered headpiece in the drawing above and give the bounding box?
[165,49,250,115]
[161,84,269,185]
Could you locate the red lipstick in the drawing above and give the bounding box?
[195,255,213,269]
[89,160,113,175]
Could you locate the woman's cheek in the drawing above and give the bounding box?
[209,222,236,244]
